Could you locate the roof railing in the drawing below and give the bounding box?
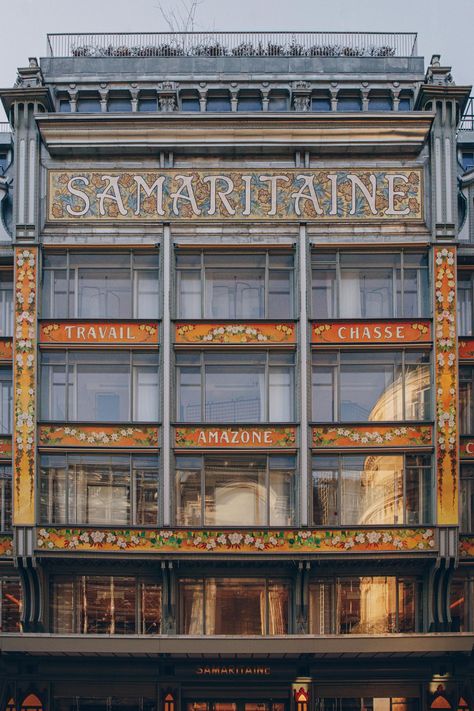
[460,96,474,131]
[0,123,10,133]
[46,31,418,59]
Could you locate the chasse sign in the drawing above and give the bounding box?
[48,168,422,222]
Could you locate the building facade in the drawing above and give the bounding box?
[0,29,473,711]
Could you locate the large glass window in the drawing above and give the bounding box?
[312,252,429,319]
[312,350,431,422]
[312,454,432,526]
[460,366,474,434]
[0,576,22,632]
[461,464,474,532]
[42,251,159,319]
[40,351,159,422]
[179,577,290,635]
[175,454,296,526]
[316,699,419,711]
[40,454,159,525]
[450,575,471,631]
[0,465,12,531]
[309,576,420,634]
[50,575,161,634]
[0,367,12,434]
[0,272,13,337]
[458,272,474,335]
[176,251,294,319]
[177,351,294,423]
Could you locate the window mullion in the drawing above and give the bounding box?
[201,458,205,527]
[201,253,205,318]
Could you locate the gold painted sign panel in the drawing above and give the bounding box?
[48,169,423,222]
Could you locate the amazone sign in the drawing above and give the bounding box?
[48,168,423,222]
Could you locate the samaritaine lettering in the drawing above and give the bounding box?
[50,169,422,221]
[195,666,271,676]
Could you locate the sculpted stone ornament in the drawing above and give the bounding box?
[159,95,177,112]
[293,95,311,112]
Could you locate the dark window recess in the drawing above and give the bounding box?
[181,93,201,112]
[268,93,288,111]
[368,94,393,111]
[237,95,262,111]
[312,96,331,112]
[107,95,132,112]
[462,153,474,171]
[59,100,71,113]
[138,96,158,112]
[337,94,362,111]
[76,96,101,113]
[206,95,231,112]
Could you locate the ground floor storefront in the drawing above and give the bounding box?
[1,646,474,711]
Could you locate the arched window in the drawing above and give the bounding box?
[20,694,43,711]
[163,692,175,711]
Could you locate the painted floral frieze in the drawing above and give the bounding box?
[312,320,431,345]
[48,169,423,222]
[175,426,297,449]
[459,536,474,558]
[175,322,296,345]
[38,425,159,448]
[434,247,458,525]
[312,425,433,449]
[40,321,158,346]
[459,338,474,361]
[13,248,37,525]
[0,534,13,558]
[0,436,12,459]
[0,339,13,361]
[37,527,436,554]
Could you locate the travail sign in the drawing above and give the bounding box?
[48,168,423,222]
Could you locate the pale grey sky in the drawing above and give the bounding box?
[1,0,473,121]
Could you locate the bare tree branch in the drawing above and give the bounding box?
[157,0,204,32]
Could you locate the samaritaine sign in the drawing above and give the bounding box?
[48,168,423,221]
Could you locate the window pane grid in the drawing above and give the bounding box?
[311,251,429,319]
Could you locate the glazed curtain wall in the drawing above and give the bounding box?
[42,251,159,319]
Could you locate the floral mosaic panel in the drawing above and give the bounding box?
[0,339,13,361]
[175,322,296,345]
[38,425,159,448]
[0,534,13,558]
[0,436,12,459]
[459,338,474,361]
[434,247,458,525]
[312,320,431,345]
[48,169,423,222]
[459,536,474,558]
[175,426,297,449]
[312,425,433,449]
[13,248,37,525]
[37,527,436,554]
[40,321,158,346]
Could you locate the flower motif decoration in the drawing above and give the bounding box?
[13,248,37,521]
[0,535,13,557]
[37,527,436,553]
[176,323,295,344]
[312,425,432,448]
[38,425,159,448]
[49,169,422,221]
[434,247,458,524]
